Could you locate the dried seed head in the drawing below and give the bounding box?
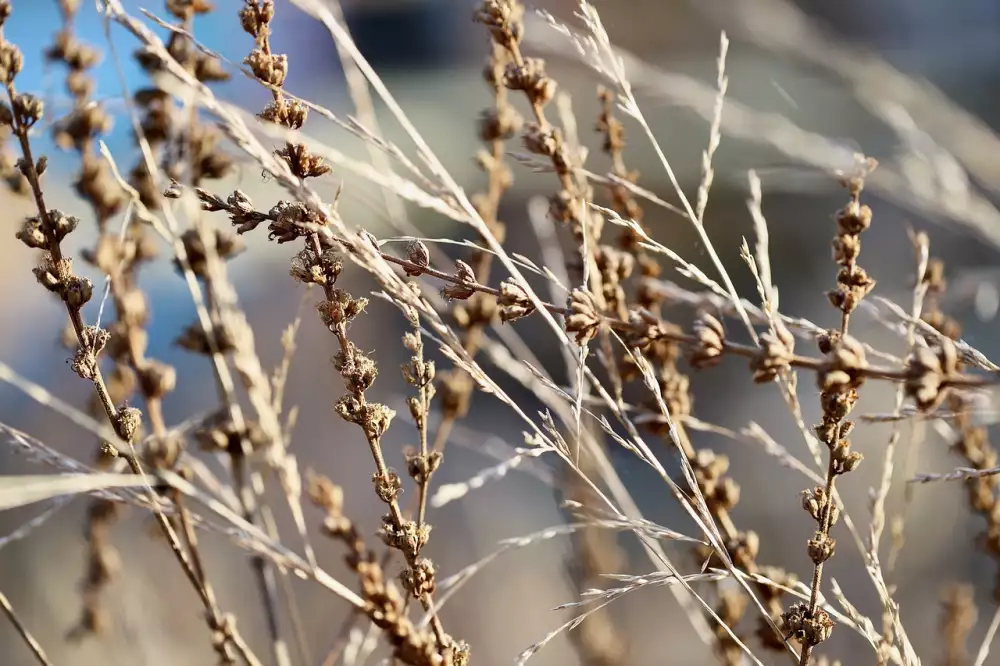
[905,338,959,411]
[548,189,584,225]
[689,311,725,369]
[750,321,796,383]
[831,232,860,266]
[12,92,43,127]
[62,275,93,308]
[836,200,873,236]
[522,123,560,157]
[727,530,760,570]
[400,558,436,598]
[33,254,72,293]
[801,487,840,526]
[380,515,430,555]
[404,239,430,276]
[70,326,111,380]
[195,53,229,83]
[115,405,143,442]
[830,439,863,475]
[289,247,342,285]
[438,369,474,420]
[243,49,287,88]
[473,0,524,48]
[365,403,396,440]
[782,603,834,646]
[503,58,556,107]
[143,431,183,470]
[0,42,22,84]
[136,360,177,399]
[259,98,308,129]
[478,106,522,142]
[372,470,402,504]
[441,260,477,301]
[498,278,535,323]
[817,334,867,392]
[16,215,47,249]
[308,471,344,516]
[334,394,363,424]
[657,370,692,420]
[828,264,876,314]
[452,641,472,666]
[178,227,245,277]
[317,289,368,328]
[807,531,836,564]
[564,288,601,345]
[275,142,330,179]
[336,345,378,395]
[405,450,442,485]
[47,209,80,241]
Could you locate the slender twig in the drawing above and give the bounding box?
[0,589,51,666]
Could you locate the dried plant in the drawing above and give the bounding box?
[0,1,998,666]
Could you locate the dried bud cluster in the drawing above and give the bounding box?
[914,254,1000,602]
[40,9,152,631]
[595,244,634,319]
[308,474,469,666]
[623,310,690,421]
[905,338,958,412]
[693,449,741,512]
[784,161,880,657]
[498,278,535,322]
[178,227,245,278]
[690,311,725,369]
[45,16,124,224]
[475,0,602,272]
[595,87,646,260]
[194,410,269,457]
[441,260,478,301]
[565,288,602,345]
[782,603,835,648]
[827,156,878,315]
[240,0,327,181]
[750,322,795,383]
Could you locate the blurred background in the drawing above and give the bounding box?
[2,0,1000,664]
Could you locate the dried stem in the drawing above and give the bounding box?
[0,589,51,666]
